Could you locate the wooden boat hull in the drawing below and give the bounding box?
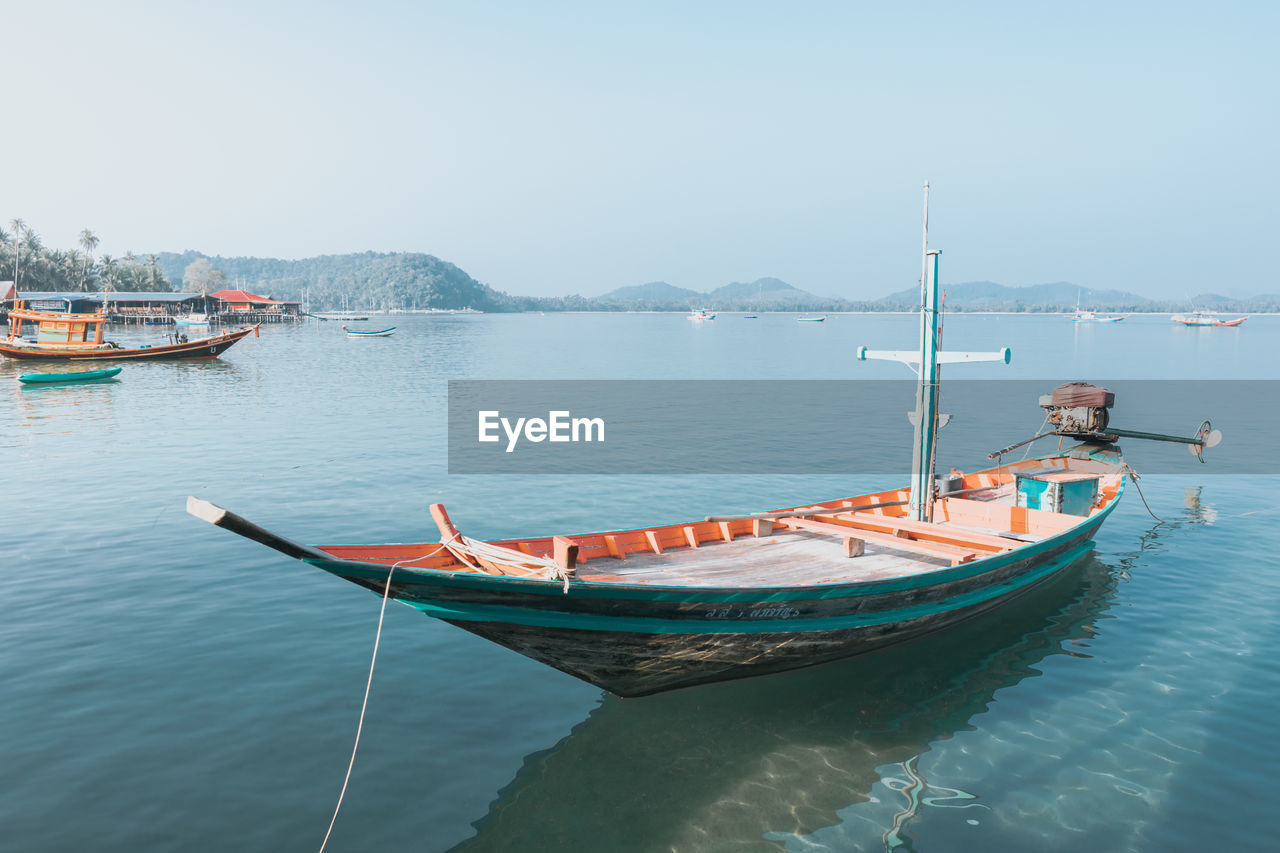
[0,326,256,361]
[440,540,1095,696]
[19,367,122,383]
[304,501,1112,696]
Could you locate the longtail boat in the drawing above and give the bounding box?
[1,297,256,361]
[189,184,1219,697]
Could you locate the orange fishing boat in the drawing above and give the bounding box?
[1,296,256,361]
[188,185,1221,697]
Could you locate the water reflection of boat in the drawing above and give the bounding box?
[449,552,1118,852]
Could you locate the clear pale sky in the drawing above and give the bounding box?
[3,1,1275,299]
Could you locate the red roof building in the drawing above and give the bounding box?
[210,289,301,318]
[211,289,282,306]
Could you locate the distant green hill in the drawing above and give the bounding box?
[706,277,816,305]
[597,281,703,304]
[595,276,849,311]
[152,250,512,312]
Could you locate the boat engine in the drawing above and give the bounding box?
[1039,382,1114,438]
[990,381,1220,463]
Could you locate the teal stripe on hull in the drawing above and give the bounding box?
[397,542,1093,635]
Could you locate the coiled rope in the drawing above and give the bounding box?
[446,535,573,593]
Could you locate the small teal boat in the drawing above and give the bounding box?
[342,326,396,337]
[19,367,122,384]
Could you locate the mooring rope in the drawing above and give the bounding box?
[1123,464,1164,523]
[316,526,575,850]
[317,538,454,853]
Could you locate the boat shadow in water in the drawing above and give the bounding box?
[19,377,121,392]
[450,552,1119,852]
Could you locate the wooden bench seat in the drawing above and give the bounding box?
[810,510,1020,552]
[780,517,979,565]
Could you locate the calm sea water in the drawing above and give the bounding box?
[1,313,1276,852]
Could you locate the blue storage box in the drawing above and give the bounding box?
[1015,469,1100,516]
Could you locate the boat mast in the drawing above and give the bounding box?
[858,183,1011,523]
[910,184,943,521]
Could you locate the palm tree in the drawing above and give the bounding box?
[8,218,26,290]
[98,254,116,292]
[57,250,79,290]
[78,229,99,290]
[146,254,163,290]
[21,230,43,289]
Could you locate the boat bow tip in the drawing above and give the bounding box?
[186,496,227,525]
[185,496,333,562]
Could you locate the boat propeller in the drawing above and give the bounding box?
[1187,419,1223,462]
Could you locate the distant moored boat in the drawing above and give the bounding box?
[1070,310,1125,323]
[342,326,396,337]
[1172,311,1246,327]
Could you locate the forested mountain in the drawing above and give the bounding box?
[152,251,511,311]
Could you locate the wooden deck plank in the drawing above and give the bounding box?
[575,527,952,587]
